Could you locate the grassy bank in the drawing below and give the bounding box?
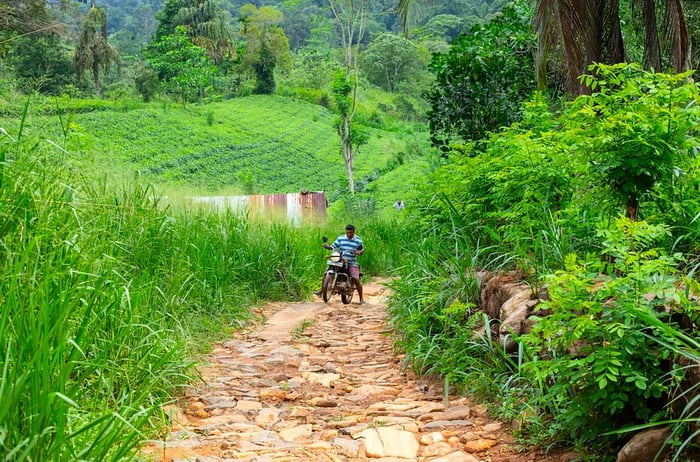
[0,109,416,458]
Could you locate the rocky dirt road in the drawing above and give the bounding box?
[142,279,569,462]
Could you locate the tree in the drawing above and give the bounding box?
[534,0,690,95]
[567,63,700,220]
[279,0,326,50]
[287,46,339,91]
[415,14,466,43]
[426,0,536,149]
[328,0,368,195]
[147,26,217,105]
[0,0,63,60]
[154,0,235,64]
[397,0,508,34]
[74,5,120,97]
[238,4,292,94]
[134,65,159,102]
[359,33,428,92]
[10,35,73,95]
[0,0,56,36]
[397,0,691,97]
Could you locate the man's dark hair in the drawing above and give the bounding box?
[345,224,355,231]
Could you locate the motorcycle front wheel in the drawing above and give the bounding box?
[341,291,353,304]
[322,273,334,303]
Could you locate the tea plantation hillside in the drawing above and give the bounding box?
[0,95,429,202]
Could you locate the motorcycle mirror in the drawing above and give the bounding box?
[322,236,328,243]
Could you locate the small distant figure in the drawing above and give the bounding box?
[393,199,405,211]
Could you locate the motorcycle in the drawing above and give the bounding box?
[320,236,361,304]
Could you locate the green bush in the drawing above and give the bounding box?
[9,35,74,95]
[521,218,693,450]
[567,64,700,221]
[134,66,159,102]
[391,65,700,458]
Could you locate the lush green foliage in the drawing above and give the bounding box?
[522,219,691,445]
[420,65,700,272]
[359,33,429,93]
[420,93,592,274]
[134,65,159,102]
[386,232,493,376]
[0,127,189,459]
[75,6,121,97]
[0,95,414,201]
[390,64,700,459]
[238,4,292,95]
[8,35,74,95]
[15,0,700,459]
[154,0,235,63]
[146,26,218,103]
[426,0,537,149]
[569,64,700,220]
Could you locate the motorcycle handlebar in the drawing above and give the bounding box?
[322,245,362,255]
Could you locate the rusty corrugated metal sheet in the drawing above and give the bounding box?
[191,191,327,225]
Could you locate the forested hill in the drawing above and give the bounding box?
[101,0,508,55]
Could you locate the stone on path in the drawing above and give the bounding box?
[139,279,563,462]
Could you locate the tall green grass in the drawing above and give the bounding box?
[0,118,352,459]
[386,231,496,375]
[0,128,181,460]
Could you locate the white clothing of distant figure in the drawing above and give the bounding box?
[393,200,405,210]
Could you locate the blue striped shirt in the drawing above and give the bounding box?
[332,234,363,266]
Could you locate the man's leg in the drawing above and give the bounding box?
[355,277,364,303]
[349,265,364,304]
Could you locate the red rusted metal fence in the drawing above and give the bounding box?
[191,190,327,226]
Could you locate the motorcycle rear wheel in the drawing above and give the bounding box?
[322,273,334,303]
[341,291,353,304]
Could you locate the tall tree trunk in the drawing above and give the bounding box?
[328,0,366,195]
[558,0,624,94]
[665,0,691,73]
[600,0,625,63]
[536,0,624,95]
[341,130,355,195]
[92,52,101,97]
[625,195,639,221]
[641,0,662,71]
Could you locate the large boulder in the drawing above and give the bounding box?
[480,272,531,321]
[616,427,671,462]
[499,298,540,352]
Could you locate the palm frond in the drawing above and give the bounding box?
[534,0,560,91]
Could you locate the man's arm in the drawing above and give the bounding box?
[354,240,364,255]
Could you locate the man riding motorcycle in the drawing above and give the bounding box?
[315,224,365,305]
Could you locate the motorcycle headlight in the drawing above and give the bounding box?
[330,250,342,262]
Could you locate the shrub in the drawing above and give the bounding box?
[521,218,692,448]
[135,66,159,102]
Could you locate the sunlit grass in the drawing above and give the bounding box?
[0,105,418,458]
